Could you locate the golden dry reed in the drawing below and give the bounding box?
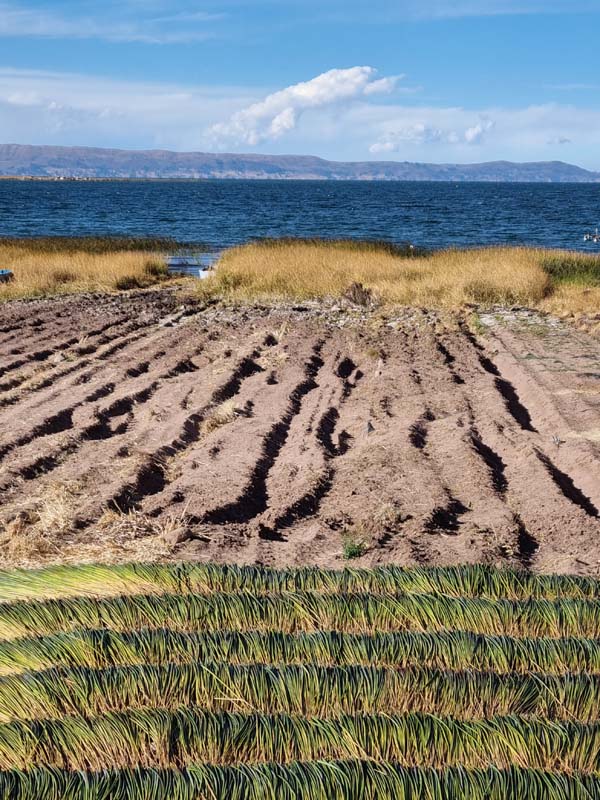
[206,239,600,313]
[0,237,170,301]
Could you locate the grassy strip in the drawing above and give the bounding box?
[206,241,552,307]
[2,628,600,677]
[2,563,600,604]
[0,237,175,301]
[1,709,600,772]
[543,254,600,287]
[200,239,600,315]
[198,238,600,317]
[1,592,600,641]
[2,661,600,724]
[0,763,596,800]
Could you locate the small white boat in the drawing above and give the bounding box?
[166,253,221,279]
[583,228,600,243]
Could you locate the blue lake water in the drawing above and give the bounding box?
[0,179,599,251]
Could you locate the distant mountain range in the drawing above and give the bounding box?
[1,144,599,182]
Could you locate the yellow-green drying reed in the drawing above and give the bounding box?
[0,763,596,800]
[1,661,600,724]
[1,564,600,799]
[2,563,600,604]
[1,591,600,641]
[1,628,600,677]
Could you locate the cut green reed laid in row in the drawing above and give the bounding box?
[0,762,597,800]
[2,591,600,641]
[1,709,600,772]
[4,627,600,677]
[3,661,600,724]
[3,563,600,603]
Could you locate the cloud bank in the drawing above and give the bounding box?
[369,118,494,152]
[0,66,597,167]
[208,67,399,147]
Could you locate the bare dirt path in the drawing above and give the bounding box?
[0,292,599,574]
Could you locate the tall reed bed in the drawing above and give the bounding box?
[0,237,173,301]
[208,241,552,308]
[203,239,600,314]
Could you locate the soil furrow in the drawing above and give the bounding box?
[445,322,600,573]
[1,296,599,573]
[204,342,326,526]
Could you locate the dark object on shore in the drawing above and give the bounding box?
[0,269,14,283]
[343,282,375,308]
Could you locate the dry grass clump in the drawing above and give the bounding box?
[97,508,186,551]
[0,238,172,301]
[0,482,81,567]
[208,240,550,308]
[201,399,239,435]
[0,483,177,569]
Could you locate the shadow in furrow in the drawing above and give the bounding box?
[205,346,325,525]
[409,410,435,451]
[0,408,74,462]
[316,408,340,457]
[425,498,469,534]
[495,378,537,432]
[515,515,539,569]
[458,321,501,377]
[258,467,335,540]
[336,357,362,398]
[211,354,263,405]
[470,433,508,495]
[435,338,465,385]
[535,450,598,518]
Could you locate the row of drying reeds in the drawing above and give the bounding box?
[2,709,600,772]
[2,562,600,604]
[2,661,600,724]
[0,762,595,800]
[2,627,600,678]
[1,591,600,641]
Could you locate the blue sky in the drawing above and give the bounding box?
[1,1,600,167]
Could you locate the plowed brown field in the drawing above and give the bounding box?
[1,290,599,574]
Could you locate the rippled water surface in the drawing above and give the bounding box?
[1,179,599,251]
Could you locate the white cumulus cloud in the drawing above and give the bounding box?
[208,67,399,147]
[370,117,494,153]
[464,118,494,143]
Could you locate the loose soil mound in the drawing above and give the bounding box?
[0,291,599,573]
